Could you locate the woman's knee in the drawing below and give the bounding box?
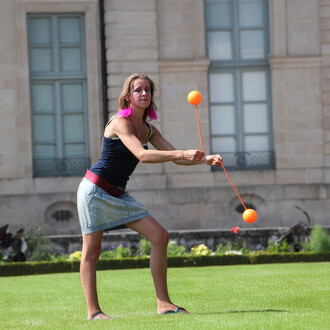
[126,216,169,246]
[82,245,101,263]
[151,227,169,246]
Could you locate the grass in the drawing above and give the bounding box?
[0,262,329,329]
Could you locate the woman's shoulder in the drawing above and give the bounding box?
[104,115,129,138]
[108,115,128,125]
[107,115,131,129]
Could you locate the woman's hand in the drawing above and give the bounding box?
[182,150,205,161]
[204,154,223,167]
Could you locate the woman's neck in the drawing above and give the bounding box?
[129,106,145,123]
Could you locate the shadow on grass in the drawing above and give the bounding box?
[196,309,289,315]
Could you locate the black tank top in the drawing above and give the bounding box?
[90,122,152,189]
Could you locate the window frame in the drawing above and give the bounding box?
[27,13,90,177]
[205,0,274,171]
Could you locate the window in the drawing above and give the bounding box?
[27,14,90,177]
[205,0,274,170]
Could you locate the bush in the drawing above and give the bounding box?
[167,240,186,256]
[137,238,152,256]
[215,242,232,255]
[0,252,6,261]
[0,260,80,277]
[100,250,117,259]
[100,242,133,259]
[24,227,55,261]
[49,254,68,262]
[190,244,212,256]
[100,240,186,258]
[1,252,330,277]
[249,252,330,264]
[96,257,150,271]
[68,251,82,261]
[114,246,132,258]
[266,239,293,253]
[303,225,330,253]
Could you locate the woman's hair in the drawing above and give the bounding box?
[118,73,157,121]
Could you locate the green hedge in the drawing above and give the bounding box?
[249,252,330,264]
[0,260,80,277]
[1,252,329,277]
[167,254,251,267]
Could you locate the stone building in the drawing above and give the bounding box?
[0,0,329,235]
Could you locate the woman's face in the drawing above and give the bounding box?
[129,79,151,110]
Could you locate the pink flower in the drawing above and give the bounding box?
[231,226,240,234]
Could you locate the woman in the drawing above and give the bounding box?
[77,73,222,320]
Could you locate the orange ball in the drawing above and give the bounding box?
[242,209,258,224]
[187,90,202,105]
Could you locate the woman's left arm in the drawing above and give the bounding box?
[149,125,222,167]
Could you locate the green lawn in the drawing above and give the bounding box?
[1,263,329,329]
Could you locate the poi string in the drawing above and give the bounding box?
[195,104,204,152]
[188,91,204,160]
[220,161,247,210]
[187,91,257,222]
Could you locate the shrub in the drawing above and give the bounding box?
[266,239,293,253]
[190,244,212,256]
[68,251,82,261]
[137,238,152,256]
[114,246,132,258]
[0,252,6,261]
[167,240,186,256]
[215,242,251,255]
[266,241,279,253]
[215,242,232,255]
[1,253,330,277]
[100,242,133,259]
[303,225,330,253]
[100,250,117,259]
[49,254,68,262]
[24,227,55,261]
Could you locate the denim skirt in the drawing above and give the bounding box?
[77,178,150,235]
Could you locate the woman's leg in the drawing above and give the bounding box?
[125,216,187,314]
[80,230,110,319]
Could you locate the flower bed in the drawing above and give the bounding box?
[1,225,329,277]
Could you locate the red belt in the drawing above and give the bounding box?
[84,170,125,198]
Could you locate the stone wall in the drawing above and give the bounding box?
[320,0,330,181]
[0,0,329,234]
[0,0,103,233]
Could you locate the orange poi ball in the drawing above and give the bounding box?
[242,209,258,224]
[187,90,202,105]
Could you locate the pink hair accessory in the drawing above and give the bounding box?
[117,107,132,117]
[147,108,158,120]
[118,107,158,120]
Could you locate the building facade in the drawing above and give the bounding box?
[0,0,329,235]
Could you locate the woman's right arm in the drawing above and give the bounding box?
[148,124,206,165]
[106,117,204,164]
[149,124,223,168]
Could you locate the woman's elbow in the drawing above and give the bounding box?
[138,151,149,163]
